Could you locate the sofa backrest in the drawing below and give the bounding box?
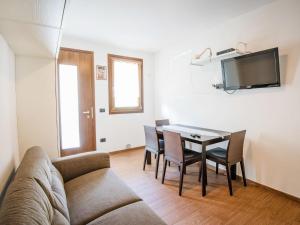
[0,146,70,225]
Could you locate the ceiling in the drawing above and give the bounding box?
[0,0,66,58]
[63,0,276,52]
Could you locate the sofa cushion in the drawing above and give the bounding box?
[50,164,70,221]
[87,201,166,225]
[0,178,56,225]
[65,168,141,225]
[53,209,70,225]
[15,146,52,191]
[13,146,70,222]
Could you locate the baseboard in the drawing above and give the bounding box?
[237,175,300,203]
[207,164,300,203]
[109,146,145,155]
[0,169,15,207]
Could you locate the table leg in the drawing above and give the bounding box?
[230,164,237,180]
[201,144,207,196]
[146,152,151,165]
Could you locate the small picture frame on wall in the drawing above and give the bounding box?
[96,65,107,80]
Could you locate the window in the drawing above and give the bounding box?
[108,54,143,114]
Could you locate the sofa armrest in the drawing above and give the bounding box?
[51,151,110,182]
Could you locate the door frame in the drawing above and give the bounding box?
[57,47,96,156]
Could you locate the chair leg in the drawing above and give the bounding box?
[163,154,170,166]
[226,164,233,196]
[155,153,160,179]
[240,160,247,187]
[216,162,219,174]
[143,151,148,170]
[179,164,185,196]
[162,159,167,184]
[198,162,202,182]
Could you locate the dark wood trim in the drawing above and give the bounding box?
[0,169,15,207]
[60,47,94,54]
[57,48,96,156]
[107,54,144,62]
[208,164,300,203]
[107,54,144,114]
[109,146,145,155]
[91,52,96,149]
[88,50,96,152]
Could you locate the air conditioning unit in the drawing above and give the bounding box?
[190,42,251,66]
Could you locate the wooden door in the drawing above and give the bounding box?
[58,48,96,156]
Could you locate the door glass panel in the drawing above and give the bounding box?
[59,64,80,149]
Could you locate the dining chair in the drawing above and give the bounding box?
[204,130,247,196]
[143,125,164,179]
[161,130,202,196]
[155,119,170,163]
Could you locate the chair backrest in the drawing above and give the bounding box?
[227,130,246,164]
[144,126,159,152]
[155,119,170,127]
[163,130,184,164]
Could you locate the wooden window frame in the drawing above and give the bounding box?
[108,54,144,114]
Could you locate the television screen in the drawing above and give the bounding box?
[221,48,280,90]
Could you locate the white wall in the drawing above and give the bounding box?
[15,56,59,159]
[61,36,155,152]
[154,0,300,198]
[0,0,66,163]
[0,35,19,193]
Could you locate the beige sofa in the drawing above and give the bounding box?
[0,146,166,225]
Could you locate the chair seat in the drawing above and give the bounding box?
[184,149,202,165]
[159,139,164,149]
[145,146,164,154]
[206,147,227,163]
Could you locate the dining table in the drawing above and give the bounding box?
[154,124,234,197]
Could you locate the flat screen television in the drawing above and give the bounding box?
[221,47,280,90]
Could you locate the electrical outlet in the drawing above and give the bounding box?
[212,83,224,89]
[99,108,105,113]
[100,138,106,143]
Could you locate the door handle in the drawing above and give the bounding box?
[82,108,94,119]
[82,110,90,119]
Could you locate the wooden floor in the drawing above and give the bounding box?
[110,148,300,225]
